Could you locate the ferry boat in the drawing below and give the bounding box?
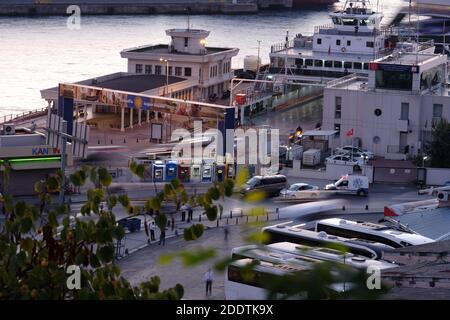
[267,0,436,83]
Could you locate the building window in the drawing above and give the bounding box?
[295,58,304,66]
[305,59,314,66]
[168,66,173,76]
[335,97,342,119]
[144,65,152,74]
[374,108,382,117]
[184,67,192,77]
[347,40,351,46]
[155,65,162,75]
[135,64,143,74]
[433,104,443,119]
[376,70,413,91]
[366,41,374,48]
[353,62,362,69]
[336,39,341,46]
[344,61,352,69]
[334,61,342,68]
[175,67,182,76]
[314,60,323,67]
[317,38,322,45]
[401,103,409,120]
[324,60,333,68]
[334,123,341,136]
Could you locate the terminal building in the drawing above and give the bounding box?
[0,124,73,196]
[41,28,239,132]
[322,52,450,159]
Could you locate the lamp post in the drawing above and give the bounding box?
[160,58,169,97]
[422,155,429,168]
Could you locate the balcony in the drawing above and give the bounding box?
[397,119,410,133]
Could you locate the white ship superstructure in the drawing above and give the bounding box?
[268,0,435,83]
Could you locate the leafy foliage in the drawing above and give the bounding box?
[0,166,183,300]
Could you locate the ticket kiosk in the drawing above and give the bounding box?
[202,160,214,183]
[178,161,191,182]
[165,160,178,181]
[152,161,165,182]
[191,163,202,183]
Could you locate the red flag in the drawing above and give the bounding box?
[346,128,354,137]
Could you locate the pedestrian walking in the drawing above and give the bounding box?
[159,228,166,246]
[204,268,214,296]
[149,221,156,241]
[224,224,230,241]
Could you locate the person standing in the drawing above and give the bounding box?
[188,207,193,222]
[171,216,175,231]
[159,228,166,246]
[149,221,156,241]
[204,268,214,296]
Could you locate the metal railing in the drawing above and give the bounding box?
[0,107,47,125]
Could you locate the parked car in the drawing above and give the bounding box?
[326,154,361,168]
[335,146,374,160]
[241,175,288,197]
[280,183,319,198]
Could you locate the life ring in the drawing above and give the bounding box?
[341,47,346,53]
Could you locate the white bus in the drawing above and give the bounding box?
[231,242,396,272]
[262,221,395,259]
[315,218,435,249]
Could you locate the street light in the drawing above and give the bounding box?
[160,57,169,97]
[422,155,429,168]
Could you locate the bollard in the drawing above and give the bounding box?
[230,210,233,219]
[342,205,346,211]
[123,138,126,144]
[111,139,113,144]
[365,205,369,210]
[98,140,100,144]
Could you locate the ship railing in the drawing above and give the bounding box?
[326,73,367,88]
[271,39,295,53]
[314,24,334,34]
[0,107,48,125]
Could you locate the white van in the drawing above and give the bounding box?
[324,174,369,196]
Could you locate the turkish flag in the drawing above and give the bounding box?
[346,128,354,137]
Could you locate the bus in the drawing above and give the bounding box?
[315,218,435,249]
[262,221,395,259]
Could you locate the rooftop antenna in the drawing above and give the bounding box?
[186,7,191,30]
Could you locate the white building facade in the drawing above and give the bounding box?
[121,28,238,101]
[323,52,450,159]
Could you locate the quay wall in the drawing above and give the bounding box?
[0,0,336,16]
[0,1,259,16]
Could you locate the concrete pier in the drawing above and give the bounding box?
[0,0,335,16]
